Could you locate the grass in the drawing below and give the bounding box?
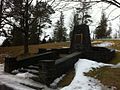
[109,52,120,64]
[85,67,120,90]
[85,39,120,90]
[58,69,75,87]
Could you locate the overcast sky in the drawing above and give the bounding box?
[1,0,120,40]
[48,0,120,38]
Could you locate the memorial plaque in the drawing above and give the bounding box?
[75,34,83,44]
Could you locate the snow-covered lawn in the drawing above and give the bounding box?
[0,59,116,90]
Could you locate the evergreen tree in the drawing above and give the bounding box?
[11,26,24,46]
[29,19,40,44]
[94,13,108,39]
[106,26,112,38]
[53,11,67,42]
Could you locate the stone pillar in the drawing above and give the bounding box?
[70,24,91,52]
[4,56,17,73]
[39,60,56,86]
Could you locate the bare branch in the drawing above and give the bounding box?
[29,17,38,26]
[28,0,34,6]
[107,7,118,19]
[103,4,111,10]
[49,0,56,6]
[108,14,120,21]
[113,0,120,5]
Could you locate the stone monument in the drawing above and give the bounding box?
[70,24,91,52]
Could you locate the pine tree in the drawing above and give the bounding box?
[29,19,40,44]
[53,11,67,42]
[106,26,112,38]
[94,13,108,39]
[11,26,24,46]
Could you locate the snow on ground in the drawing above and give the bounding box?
[0,59,115,90]
[0,64,54,90]
[115,49,120,52]
[61,59,113,90]
[0,36,6,46]
[94,42,114,47]
[112,63,120,68]
[50,74,66,88]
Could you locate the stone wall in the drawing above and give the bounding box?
[83,47,115,62]
[4,52,59,73]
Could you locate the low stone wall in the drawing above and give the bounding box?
[4,52,59,73]
[83,47,115,62]
[38,48,70,54]
[55,52,81,76]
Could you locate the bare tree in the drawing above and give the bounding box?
[0,0,55,54]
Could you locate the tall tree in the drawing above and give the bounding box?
[0,0,12,37]
[74,0,92,25]
[0,0,54,54]
[53,11,67,42]
[94,12,108,39]
[29,1,54,44]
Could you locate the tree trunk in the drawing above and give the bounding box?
[24,0,29,54]
[24,31,29,54]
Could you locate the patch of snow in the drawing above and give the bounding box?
[0,36,6,46]
[16,72,35,79]
[50,74,66,88]
[115,49,120,52]
[0,64,53,90]
[11,69,19,74]
[94,42,114,47]
[27,69,39,73]
[112,63,120,68]
[28,65,39,69]
[61,59,113,90]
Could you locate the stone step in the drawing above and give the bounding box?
[27,65,39,70]
[30,76,41,82]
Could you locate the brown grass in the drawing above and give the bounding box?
[0,42,70,63]
[85,67,120,90]
[86,39,120,90]
[58,69,75,87]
